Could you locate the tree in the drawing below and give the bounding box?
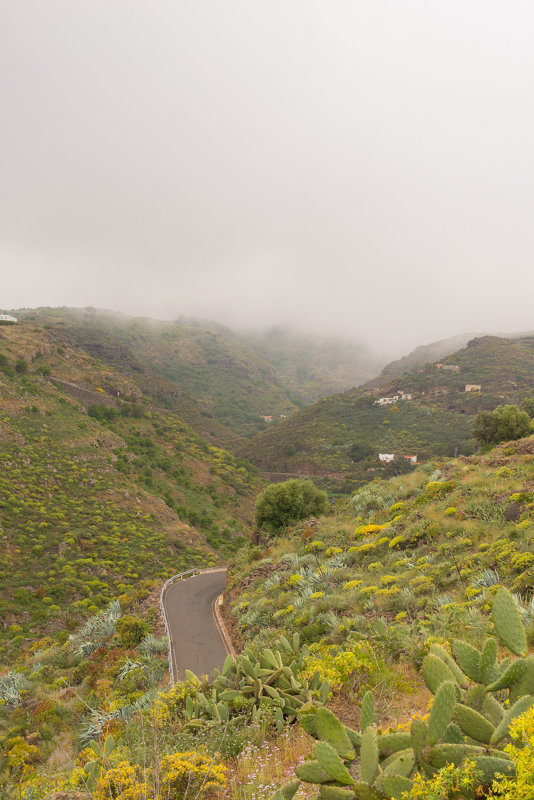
[494,404,531,442]
[471,410,499,446]
[521,395,534,419]
[254,479,328,534]
[349,441,373,462]
[472,404,531,448]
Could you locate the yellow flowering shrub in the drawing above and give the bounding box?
[354,524,384,538]
[491,705,534,799]
[96,761,147,800]
[300,641,383,693]
[152,675,203,726]
[358,542,377,554]
[95,752,227,800]
[358,585,378,597]
[375,586,400,598]
[159,751,227,796]
[407,759,480,799]
[325,546,343,556]
[286,574,303,586]
[343,579,363,591]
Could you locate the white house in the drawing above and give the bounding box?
[398,392,412,400]
[374,395,400,406]
[379,453,417,464]
[465,384,481,392]
[0,314,17,324]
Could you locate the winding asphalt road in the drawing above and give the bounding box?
[163,569,229,679]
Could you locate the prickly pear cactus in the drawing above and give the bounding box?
[182,634,328,730]
[272,588,531,800]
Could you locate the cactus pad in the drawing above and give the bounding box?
[360,690,374,733]
[492,587,528,657]
[316,707,355,760]
[360,727,379,785]
[422,654,458,694]
[295,759,331,784]
[428,643,469,688]
[451,640,481,683]
[379,774,414,799]
[319,787,356,800]
[271,780,301,800]
[452,703,495,744]
[428,681,456,745]
[315,742,354,785]
[490,694,534,743]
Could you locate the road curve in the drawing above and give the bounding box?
[163,569,229,679]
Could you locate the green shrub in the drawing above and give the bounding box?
[254,479,328,534]
[115,615,150,648]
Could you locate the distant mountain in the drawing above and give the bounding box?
[239,327,381,405]
[375,332,482,384]
[239,335,534,492]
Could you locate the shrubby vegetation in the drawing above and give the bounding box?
[240,335,534,492]
[255,478,328,534]
[273,587,534,799]
[472,404,532,448]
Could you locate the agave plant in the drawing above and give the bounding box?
[139,634,168,657]
[0,670,28,708]
[69,599,122,657]
[117,658,144,681]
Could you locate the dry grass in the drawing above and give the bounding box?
[215,726,318,800]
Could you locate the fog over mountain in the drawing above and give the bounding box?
[1,1,534,357]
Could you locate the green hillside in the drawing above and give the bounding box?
[0,320,261,661]
[14,308,300,444]
[229,436,534,661]
[239,335,534,490]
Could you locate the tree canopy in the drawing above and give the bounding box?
[472,404,531,447]
[254,478,328,534]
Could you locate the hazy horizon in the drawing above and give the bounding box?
[2,2,534,358]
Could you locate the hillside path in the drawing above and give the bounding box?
[163,569,229,679]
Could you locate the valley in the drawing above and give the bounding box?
[1,310,534,799]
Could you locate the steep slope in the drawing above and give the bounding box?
[377,331,481,383]
[15,308,299,444]
[0,321,261,659]
[240,335,534,489]
[228,437,534,654]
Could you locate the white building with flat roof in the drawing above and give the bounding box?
[0,314,17,323]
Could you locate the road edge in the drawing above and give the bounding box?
[213,593,236,657]
[161,566,231,684]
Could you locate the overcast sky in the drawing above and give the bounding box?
[1,1,534,357]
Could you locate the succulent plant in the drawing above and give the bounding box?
[272,588,533,799]
[182,633,329,731]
